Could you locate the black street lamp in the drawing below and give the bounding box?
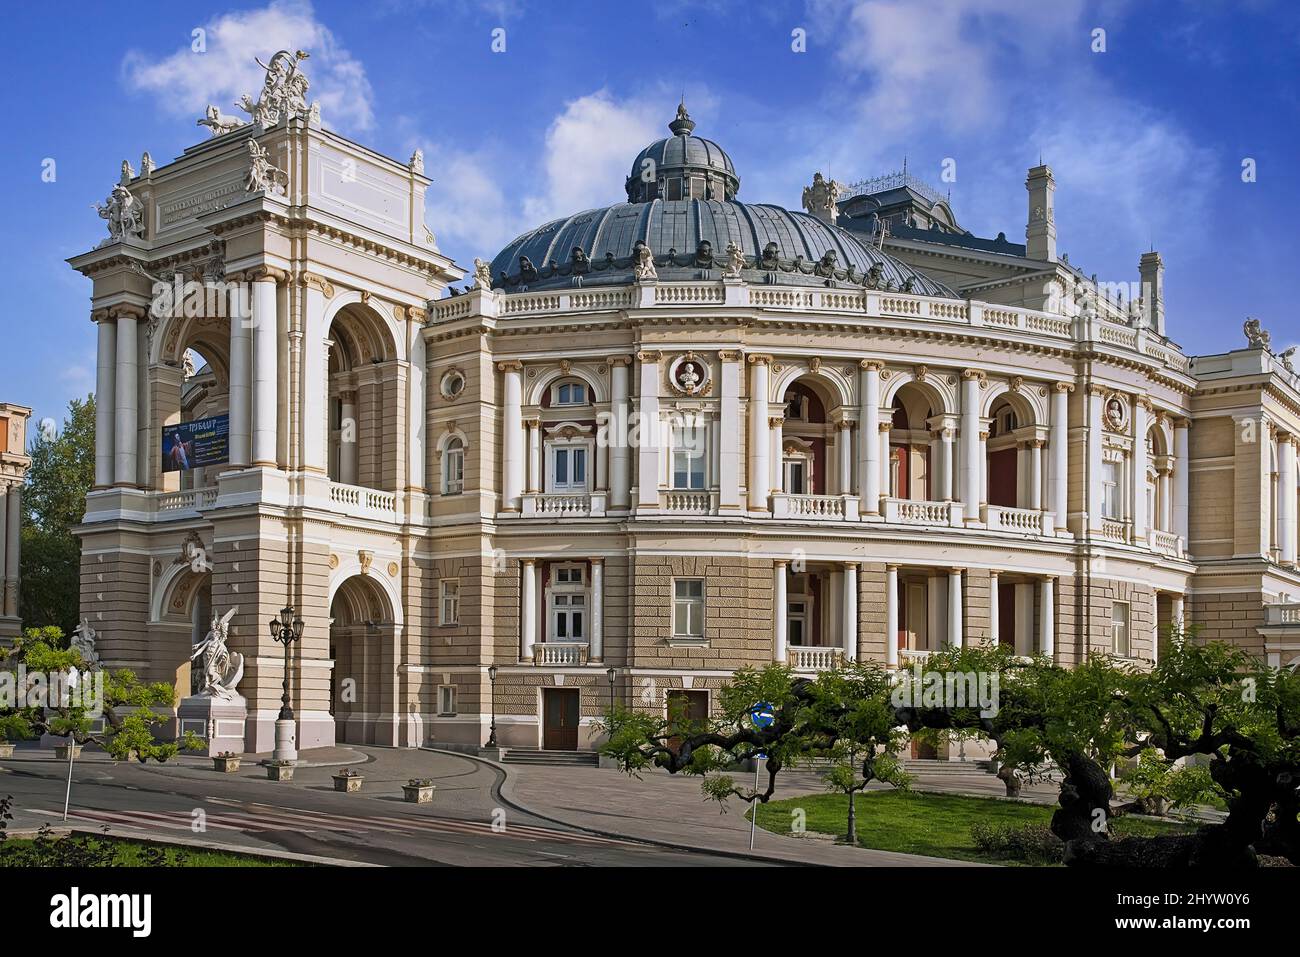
[268,605,305,722]
[485,664,499,748]
[606,666,617,723]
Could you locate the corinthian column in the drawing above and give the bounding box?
[860,361,882,514]
[748,355,770,510]
[249,268,283,467]
[94,315,116,488]
[1050,382,1071,532]
[637,351,661,509]
[114,309,140,485]
[499,361,524,511]
[960,371,982,521]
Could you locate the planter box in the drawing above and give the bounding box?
[402,784,436,804]
[0,742,14,759]
[266,764,294,781]
[213,756,241,773]
[332,775,363,793]
[54,744,83,760]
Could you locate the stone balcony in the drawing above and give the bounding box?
[772,493,860,522]
[329,481,399,522]
[788,645,842,672]
[531,642,590,666]
[521,491,607,518]
[982,504,1054,536]
[882,497,964,527]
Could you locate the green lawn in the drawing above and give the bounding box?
[0,836,295,867]
[749,790,1192,865]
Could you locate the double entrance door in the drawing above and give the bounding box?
[542,688,580,750]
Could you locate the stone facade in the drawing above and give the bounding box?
[65,64,1300,756]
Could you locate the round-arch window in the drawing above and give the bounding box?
[440,371,465,399]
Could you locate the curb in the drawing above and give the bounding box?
[424,747,822,867]
[5,825,376,867]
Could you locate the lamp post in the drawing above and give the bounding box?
[485,664,499,749]
[606,667,617,726]
[268,605,304,762]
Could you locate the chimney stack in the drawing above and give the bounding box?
[1025,164,1056,262]
[1138,250,1165,335]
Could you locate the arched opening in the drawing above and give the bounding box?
[153,309,233,493]
[326,304,399,491]
[986,393,1041,509]
[887,382,939,501]
[329,574,397,745]
[155,564,213,698]
[538,374,598,495]
[778,376,852,496]
[1147,425,1172,533]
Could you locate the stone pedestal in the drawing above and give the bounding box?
[272,717,297,762]
[177,695,248,756]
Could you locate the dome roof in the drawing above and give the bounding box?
[625,102,739,202]
[486,105,955,298]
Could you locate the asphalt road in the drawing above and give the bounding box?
[0,746,770,867]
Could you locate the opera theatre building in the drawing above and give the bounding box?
[71,54,1300,757]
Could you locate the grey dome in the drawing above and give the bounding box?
[625,103,739,203]
[489,199,955,297]
[487,103,955,298]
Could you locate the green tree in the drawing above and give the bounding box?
[20,396,94,632]
[0,626,199,761]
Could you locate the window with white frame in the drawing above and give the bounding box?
[439,579,459,625]
[671,422,707,489]
[437,684,457,716]
[551,381,588,406]
[549,564,586,642]
[442,437,464,495]
[673,579,705,638]
[1111,601,1130,657]
[1101,459,1122,520]
[784,455,809,494]
[549,443,589,492]
[788,599,808,646]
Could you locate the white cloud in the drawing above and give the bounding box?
[420,145,527,258]
[520,91,661,224]
[812,0,1087,135]
[122,0,374,132]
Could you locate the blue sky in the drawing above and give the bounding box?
[3,0,1297,435]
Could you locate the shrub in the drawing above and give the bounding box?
[970,821,1065,864]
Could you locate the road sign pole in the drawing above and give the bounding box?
[749,757,760,849]
[62,740,75,822]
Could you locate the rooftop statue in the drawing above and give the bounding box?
[1243,317,1271,350]
[93,182,145,246]
[633,243,658,281]
[244,138,287,195]
[722,241,746,278]
[472,257,492,290]
[802,171,844,224]
[190,609,244,701]
[238,49,314,130]
[198,103,245,137]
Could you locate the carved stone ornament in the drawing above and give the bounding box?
[472,257,492,290]
[198,103,245,136]
[237,49,315,130]
[1104,393,1128,432]
[801,172,845,222]
[94,182,145,246]
[632,242,658,281]
[71,618,101,670]
[668,353,711,396]
[359,550,374,576]
[721,240,746,278]
[388,562,400,577]
[1243,317,1271,350]
[190,609,244,701]
[244,138,287,195]
[409,149,424,175]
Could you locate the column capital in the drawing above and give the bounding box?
[859,359,885,372]
[768,415,785,429]
[523,416,541,430]
[521,557,536,567]
[717,350,743,363]
[636,350,662,364]
[949,567,965,575]
[747,353,774,366]
[107,302,147,321]
[497,359,524,373]
[1040,574,1056,583]
[297,272,335,297]
[842,561,859,569]
[606,354,634,367]
[773,558,789,569]
[246,265,291,284]
[961,369,986,383]
[885,563,900,571]
[1052,381,1075,394]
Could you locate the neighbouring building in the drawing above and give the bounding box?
[70,56,1300,756]
[0,403,31,642]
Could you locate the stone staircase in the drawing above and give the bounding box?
[900,758,994,775]
[500,748,600,768]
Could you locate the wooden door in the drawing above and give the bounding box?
[542,688,579,751]
[666,690,709,754]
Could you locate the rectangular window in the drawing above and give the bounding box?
[671,424,706,489]
[784,458,807,495]
[443,446,464,495]
[788,600,807,647]
[551,593,586,641]
[437,685,457,716]
[439,579,459,625]
[551,445,588,491]
[673,579,705,637]
[1102,461,1121,520]
[1111,601,1130,657]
